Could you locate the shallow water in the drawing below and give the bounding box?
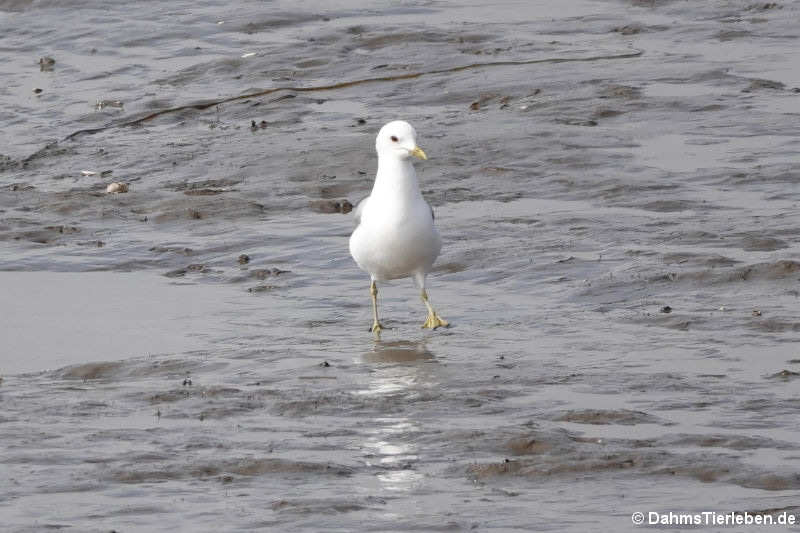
[2,0,800,531]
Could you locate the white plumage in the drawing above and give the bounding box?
[349,120,448,336]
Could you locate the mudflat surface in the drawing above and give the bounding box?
[1,272,234,374]
[1,1,799,531]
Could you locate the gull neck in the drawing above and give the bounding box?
[371,153,421,200]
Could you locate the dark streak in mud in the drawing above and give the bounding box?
[55,49,643,145]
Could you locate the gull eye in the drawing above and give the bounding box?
[390,135,398,142]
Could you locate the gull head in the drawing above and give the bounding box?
[375,120,427,161]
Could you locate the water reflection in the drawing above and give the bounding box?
[361,340,435,364]
[358,340,437,492]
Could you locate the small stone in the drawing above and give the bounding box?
[320,361,330,367]
[238,254,250,264]
[95,100,123,110]
[660,306,672,314]
[770,369,800,380]
[742,79,785,93]
[33,88,43,94]
[106,182,129,193]
[248,285,275,293]
[613,25,641,35]
[309,199,354,214]
[39,56,56,70]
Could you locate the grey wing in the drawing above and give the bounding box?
[353,195,369,227]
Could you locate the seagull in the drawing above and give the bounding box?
[349,120,449,337]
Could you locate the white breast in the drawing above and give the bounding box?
[349,194,441,281]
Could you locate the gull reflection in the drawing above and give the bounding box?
[361,339,434,364]
[357,340,437,492]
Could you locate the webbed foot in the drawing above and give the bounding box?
[370,321,385,337]
[421,313,449,330]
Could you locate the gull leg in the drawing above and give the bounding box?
[421,289,449,329]
[370,280,384,337]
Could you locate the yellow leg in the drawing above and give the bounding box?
[421,289,449,329]
[370,280,384,337]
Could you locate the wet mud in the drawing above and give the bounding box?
[2,0,800,531]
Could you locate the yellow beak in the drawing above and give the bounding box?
[410,146,428,160]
